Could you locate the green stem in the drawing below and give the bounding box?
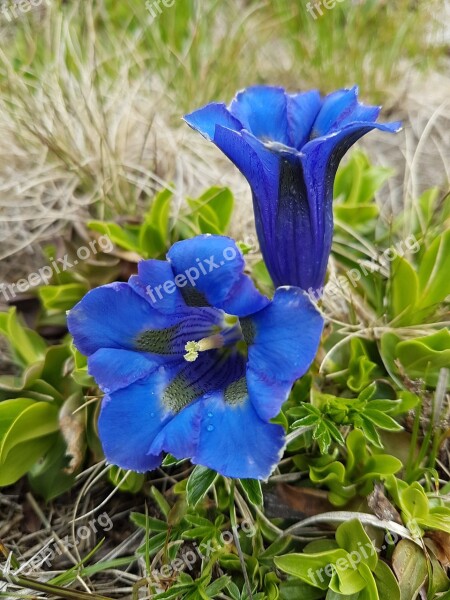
[0,573,113,600]
[229,480,253,600]
[406,399,422,481]
[428,428,445,473]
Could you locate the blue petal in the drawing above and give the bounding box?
[269,150,321,290]
[246,287,323,421]
[311,87,359,138]
[88,348,160,393]
[129,259,186,314]
[300,120,401,291]
[337,103,381,127]
[213,127,323,290]
[183,103,242,140]
[214,127,280,231]
[67,282,171,356]
[229,86,290,145]
[213,126,281,278]
[98,369,177,472]
[166,235,269,316]
[149,399,203,458]
[190,391,285,480]
[286,90,322,149]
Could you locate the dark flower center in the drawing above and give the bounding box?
[135,312,254,414]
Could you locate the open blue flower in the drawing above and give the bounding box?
[67,235,323,480]
[184,86,401,293]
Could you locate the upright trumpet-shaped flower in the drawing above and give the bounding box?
[184,86,401,293]
[68,235,323,480]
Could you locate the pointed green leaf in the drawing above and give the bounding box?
[186,465,218,506]
[388,255,419,324]
[240,478,263,507]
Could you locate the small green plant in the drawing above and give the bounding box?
[294,429,403,507]
[88,186,234,259]
[289,382,415,453]
[275,519,400,599]
[385,477,450,537]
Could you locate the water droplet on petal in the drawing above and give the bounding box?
[207,424,214,432]
[103,387,110,394]
[150,412,155,418]
[207,412,213,418]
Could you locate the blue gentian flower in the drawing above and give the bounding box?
[184,86,401,293]
[68,235,323,480]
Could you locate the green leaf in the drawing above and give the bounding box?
[150,486,171,517]
[194,187,234,234]
[39,283,88,312]
[326,591,360,600]
[140,188,173,256]
[373,560,400,600]
[335,519,377,571]
[416,187,440,231]
[329,563,367,596]
[356,562,379,599]
[363,409,403,432]
[88,221,140,253]
[264,572,281,600]
[252,259,274,295]
[130,512,168,532]
[422,507,450,534]
[346,428,367,473]
[379,332,408,389]
[400,482,429,522]
[334,204,379,227]
[367,399,399,412]
[417,230,450,314]
[0,435,56,486]
[310,461,347,487]
[0,307,47,366]
[186,465,218,506]
[0,398,59,462]
[396,329,450,387]
[325,420,345,445]
[315,421,332,454]
[292,414,320,428]
[335,150,393,206]
[429,557,450,595]
[240,479,263,507]
[392,540,428,600]
[260,537,292,561]
[275,549,349,590]
[205,575,231,596]
[109,466,145,493]
[28,435,76,500]
[347,338,380,392]
[361,455,403,480]
[162,453,186,467]
[303,540,340,554]
[70,344,95,387]
[280,579,324,600]
[359,417,383,448]
[381,330,450,388]
[388,255,419,324]
[392,392,420,415]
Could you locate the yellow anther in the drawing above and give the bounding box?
[183,334,224,362]
[184,341,200,362]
